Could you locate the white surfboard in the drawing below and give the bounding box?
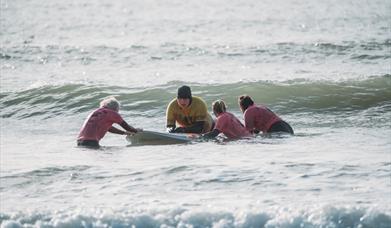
[126,130,194,145]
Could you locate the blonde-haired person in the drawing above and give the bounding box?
[77,97,142,148]
[201,100,251,139]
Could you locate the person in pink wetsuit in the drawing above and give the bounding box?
[201,100,251,140]
[77,97,142,148]
[238,95,294,134]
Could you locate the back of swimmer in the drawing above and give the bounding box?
[238,95,294,135]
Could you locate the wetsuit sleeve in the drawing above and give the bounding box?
[166,100,176,127]
[120,121,138,133]
[174,121,204,133]
[108,126,126,135]
[201,129,220,139]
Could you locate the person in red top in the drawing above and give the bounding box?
[77,97,142,148]
[238,95,294,134]
[202,100,251,139]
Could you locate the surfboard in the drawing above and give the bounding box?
[126,130,194,145]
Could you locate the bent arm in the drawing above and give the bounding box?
[166,100,177,132]
[171,121,205,134]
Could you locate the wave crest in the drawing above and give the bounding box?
[1,75,390,119]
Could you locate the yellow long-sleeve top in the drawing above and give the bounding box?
[166,96,213,133]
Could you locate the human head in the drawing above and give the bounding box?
[212,100,226,117]
[100,96,120,112]
[176,85,192,108]
[238,95,254,113]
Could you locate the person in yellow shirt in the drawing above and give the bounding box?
[166,85,214,134]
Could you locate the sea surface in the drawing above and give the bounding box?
[1,0,391,227]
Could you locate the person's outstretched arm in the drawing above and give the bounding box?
[200,129,220,139]
[120,121,140,133]
[108,126,128,135]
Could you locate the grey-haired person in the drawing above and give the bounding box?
[77,97,142,148]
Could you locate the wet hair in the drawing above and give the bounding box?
[212,100,227,115]
[238,95,254,111]
[177,85,192,99]
[100,96,120,111]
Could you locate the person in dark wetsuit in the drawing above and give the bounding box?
[238,95,294,135]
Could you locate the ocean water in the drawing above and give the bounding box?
[1,0,391,227]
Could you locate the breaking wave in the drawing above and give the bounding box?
[1,75,390,120]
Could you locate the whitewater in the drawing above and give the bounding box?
[1,0,390,227]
